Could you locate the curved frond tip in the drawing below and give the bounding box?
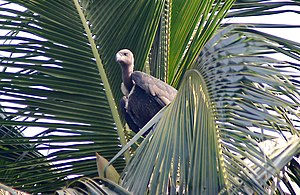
[121,69,224,194]
[196,25,300,194]
[118,25,300,194]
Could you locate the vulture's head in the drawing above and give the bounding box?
[115,49,134,69]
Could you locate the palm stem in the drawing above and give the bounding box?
[73,0,130,163]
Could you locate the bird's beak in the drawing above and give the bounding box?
[115,52,121,62]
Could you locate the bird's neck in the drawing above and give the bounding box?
[122,68,134,92]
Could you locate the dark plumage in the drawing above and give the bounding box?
[116,49,177,134]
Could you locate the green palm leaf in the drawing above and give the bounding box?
[1,0,222,192]
[0,0,299,194]
[118,25,300,194]
[80,0,165,104]
[0,0,155,192]
[56,177,131,195]
[229,0,300,18]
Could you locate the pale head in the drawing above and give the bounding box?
[115,49,134,67]
[116,49,134,91]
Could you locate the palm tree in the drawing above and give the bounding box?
[0,0,299,194]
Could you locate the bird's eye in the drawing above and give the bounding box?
[124,53,128,56]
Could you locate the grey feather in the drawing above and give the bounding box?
[131,71,177,106]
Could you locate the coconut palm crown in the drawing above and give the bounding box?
[0,0,299,194]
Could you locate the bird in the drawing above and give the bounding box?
[116,49,177,134]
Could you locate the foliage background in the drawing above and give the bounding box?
[0,0,299,194]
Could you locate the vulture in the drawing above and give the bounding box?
[116,49,177,134]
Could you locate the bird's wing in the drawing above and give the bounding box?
[131,71,177,107]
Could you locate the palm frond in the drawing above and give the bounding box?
[0,0,130,192]
[0,0,299,194]
[229,0,300,18]
[169,0,235,87]
[0,182,29,195]
[81,0,165,104]
[225,1,300,30]
[148,0,171,81]
[55,177,131,195]
[118,25,300,194]
[196,25,300,193]
[121,69,223,194]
